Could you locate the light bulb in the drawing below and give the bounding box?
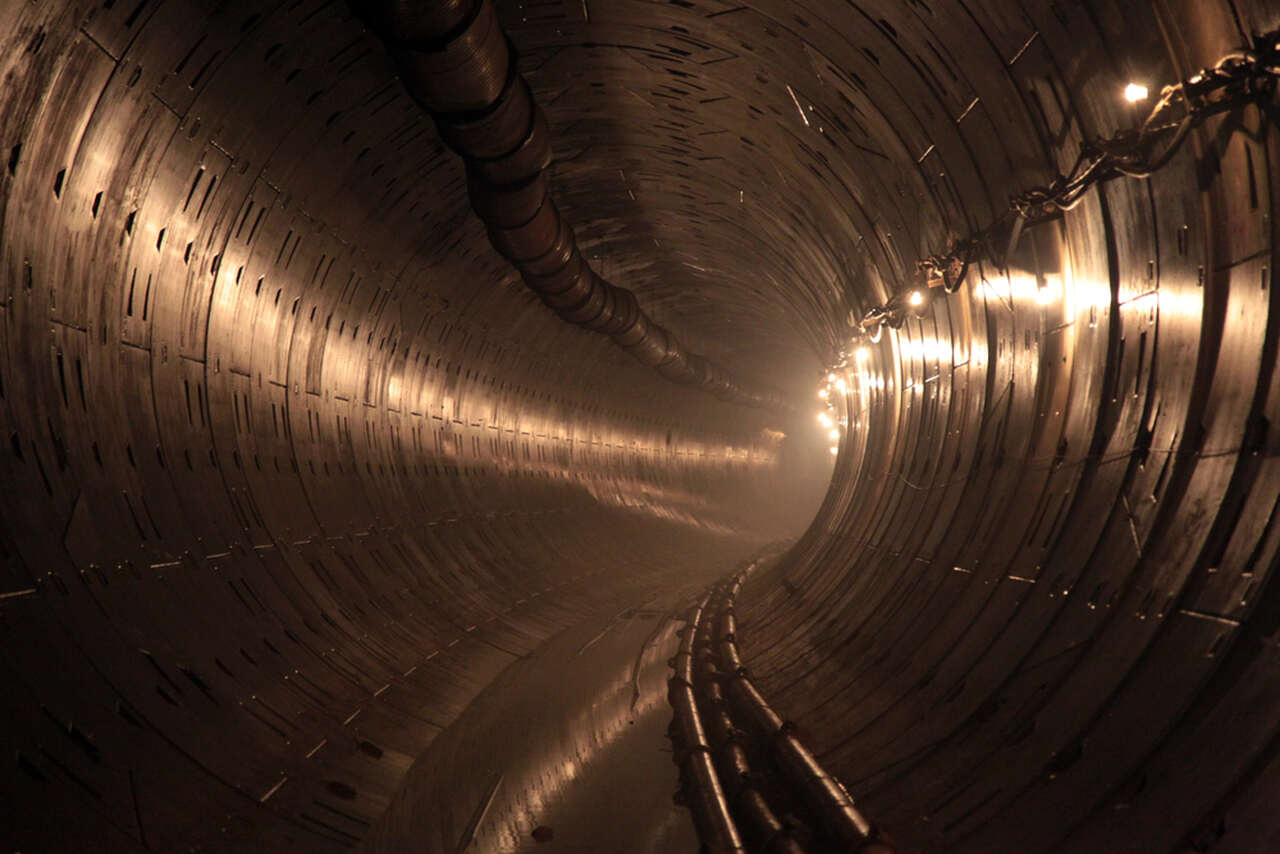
[1124,83,1148,102]
[908,290,924,307]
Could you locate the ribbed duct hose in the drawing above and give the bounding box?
[353,0,788,411]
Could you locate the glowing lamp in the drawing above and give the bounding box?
[1124,83,1148,102]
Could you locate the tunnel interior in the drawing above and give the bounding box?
[1,0,1278,851]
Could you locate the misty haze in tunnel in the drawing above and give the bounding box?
[0,0,1278,852]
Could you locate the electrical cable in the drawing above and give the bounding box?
[856,31,1280,336]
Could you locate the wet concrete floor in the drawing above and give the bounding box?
[361,583,705,853]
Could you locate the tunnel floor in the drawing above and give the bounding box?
[360,558,719,853]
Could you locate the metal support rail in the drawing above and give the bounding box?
[669,563,896,853]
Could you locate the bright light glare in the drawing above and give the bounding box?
[827,372,837,382]
[1035,286,1055,306]
[829,446,839,455]
[818,412,833,427]
[828,428,840,440]
[855,347,869,362]
[835,379,847,393]
[1124,83,1148,102]
[908,290,924,307]
[818,388,828,399]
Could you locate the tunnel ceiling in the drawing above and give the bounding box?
[1,0,1279,852]
[502,0,960,389]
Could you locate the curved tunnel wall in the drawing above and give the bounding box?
[0,0,1278,852]
[734,1,1280,852]
[0,0,818,849]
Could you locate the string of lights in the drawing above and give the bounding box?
[854,30,1280,338]
[814,32,1279,457]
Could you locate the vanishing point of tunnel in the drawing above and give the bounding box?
[1,0,1279,851]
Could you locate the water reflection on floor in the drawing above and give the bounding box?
[362,582,706,854]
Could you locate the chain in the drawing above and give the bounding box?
[858,30,1280,335]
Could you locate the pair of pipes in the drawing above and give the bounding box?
[670,596,745,852]
[670,563,896,852]
[355,0,786,410]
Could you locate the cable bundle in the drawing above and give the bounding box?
[859,31,1280,336]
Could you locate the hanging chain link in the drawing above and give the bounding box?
[859,30,1280,334]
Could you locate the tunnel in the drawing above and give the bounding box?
[1,0,1278,851]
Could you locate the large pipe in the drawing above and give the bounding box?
[352,0,788,411]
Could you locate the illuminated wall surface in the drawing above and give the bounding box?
[0,0,1277,851]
